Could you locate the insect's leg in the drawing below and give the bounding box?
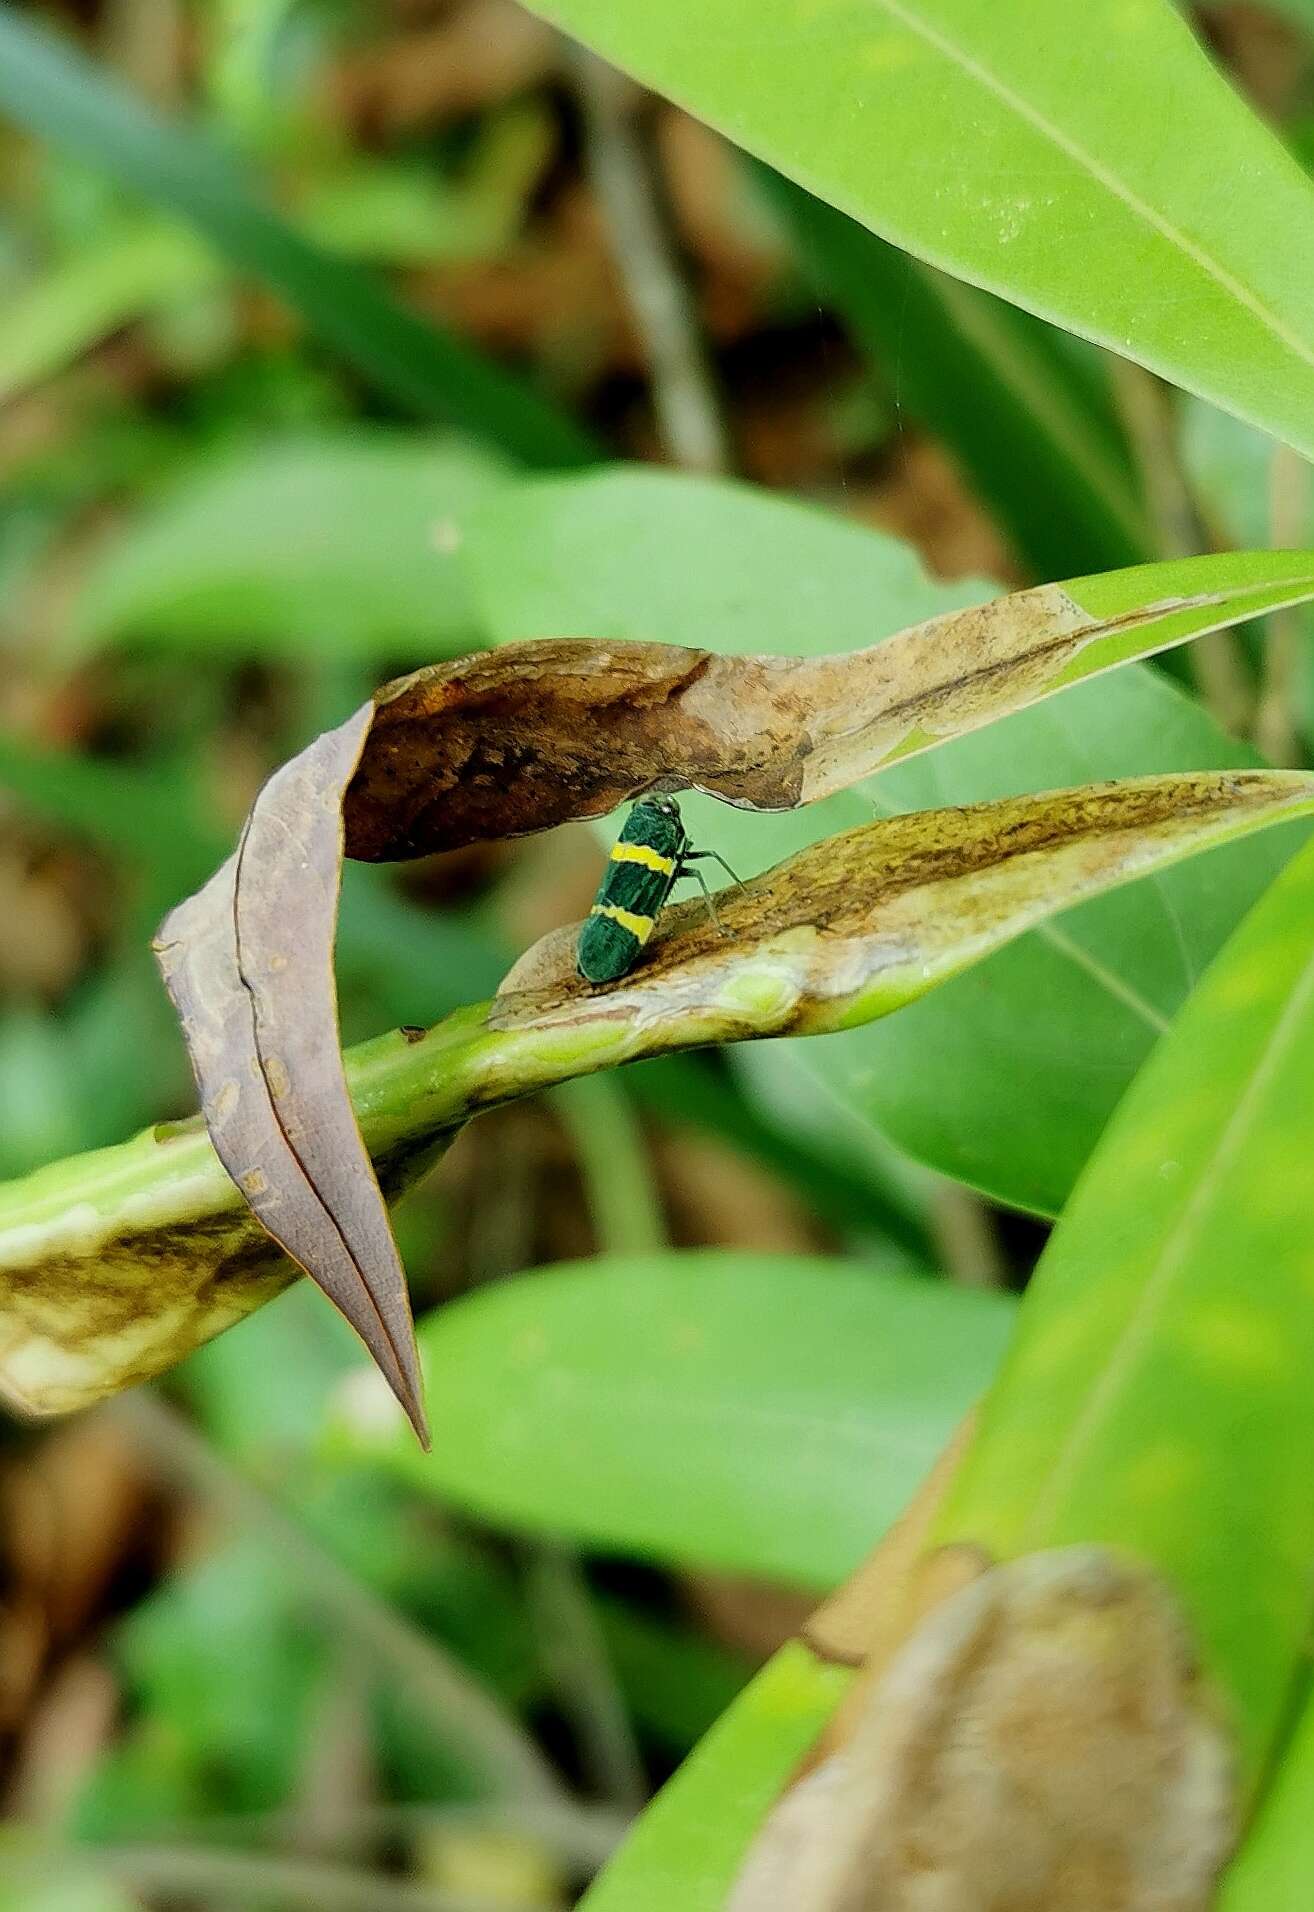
[680,863,727,936]
[683,849,745,887]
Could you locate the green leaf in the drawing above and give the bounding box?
[1182,399,1286,553]
[72,431,509,662]
[744,668,1297,1216]
[461,466,992,650]
[0,219,210,406]
[758,166,1150,578]
[0,143,543,407]
[935,832,1314,1787]
[519,0,1314,458]
[84,1533,326,1824]
[1180,399,1314,751]
[333,1252,1015,1587]
[0,5,595,465]
[463,468,1306,1212]
[1222,1680,1314,1909]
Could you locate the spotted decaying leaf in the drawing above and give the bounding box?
[728,1546,1235,1912]
[0,762,1309,1431]
[0,766,1296,1423]
[148,555,1314,1432]
[491,771,1313,1023]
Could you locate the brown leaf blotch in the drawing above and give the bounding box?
[730,1547,1235,1912]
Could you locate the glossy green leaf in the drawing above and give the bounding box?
[72,431,508,661]
[0,5,594,465]
[333,1252,1015,1587]
[462,465,992,649]
[463,468,1308,1212]
[936,832,1314,1786]
[521,0,1314,458]
[758,166,1150,578]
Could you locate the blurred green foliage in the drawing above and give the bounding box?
[4,0,1314,1905]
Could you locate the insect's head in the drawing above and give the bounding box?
[643,793,682,820]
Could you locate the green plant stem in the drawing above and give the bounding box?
[1257,443,1312,766]
[110,1391,566,1806]
[553,1075,667,1256]
[526,1547,649,1814]
[572,46,730,473]
[1111,359,1254,735]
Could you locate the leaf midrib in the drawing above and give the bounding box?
[874,0,1314,378]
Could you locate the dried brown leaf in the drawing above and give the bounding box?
[154,705,427,1443]
[731,1547,1235,1912]
[341,586,1114,856]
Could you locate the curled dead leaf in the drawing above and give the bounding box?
[340,587,1211,857]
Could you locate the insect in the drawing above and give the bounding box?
[576,795,741,986]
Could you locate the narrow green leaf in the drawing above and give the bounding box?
[739,668,1294,1216]
[935,833,1314,1787]
[0,220,210,405]
[0,5,596,465]
[332,1252,1014,1587]
[520,0,1314,458]
[72,432,509,662]
[758,166,1150,577]
[0,139,542,406]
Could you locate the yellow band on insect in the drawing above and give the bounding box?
[590,902,655,941]
[609,842,676,875]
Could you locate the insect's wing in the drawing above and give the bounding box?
[599,851,678,926]
[578,832,679,982]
